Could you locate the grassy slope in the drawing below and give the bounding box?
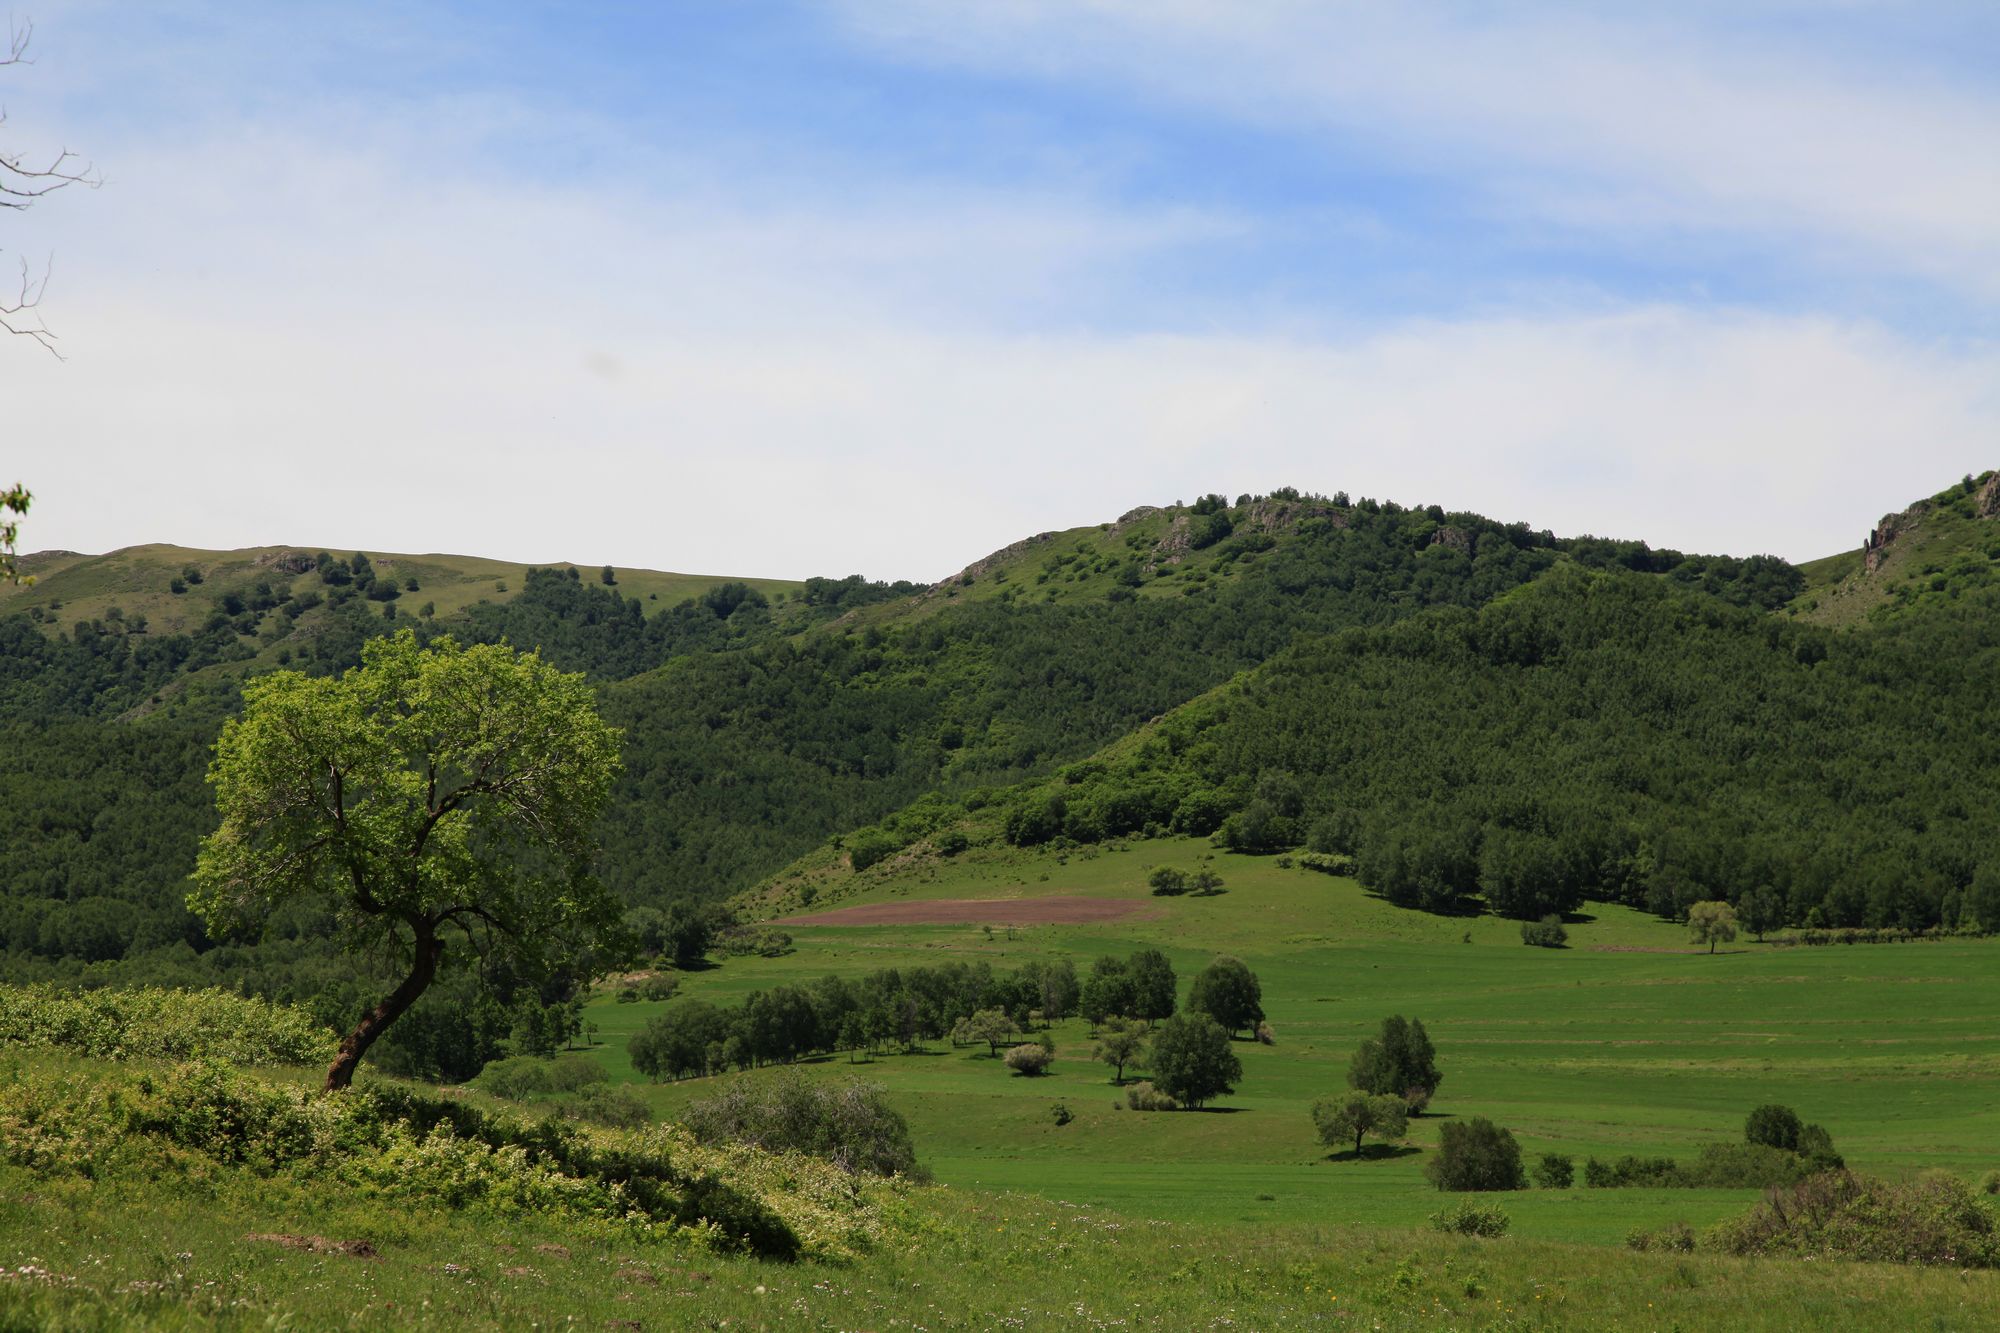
[0,543,800,638]
[1790,471,2000,627]
[591,840,2000,1247]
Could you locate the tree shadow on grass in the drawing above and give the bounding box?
[1323,1144,1423,1164]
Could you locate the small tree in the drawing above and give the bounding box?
[1348,1016,1442,1111]
[1148,1012,1241,1109]
[953,1007,1017,1056]
[1745,1103,1803,1151]
[1004,1043,1053,1076]
[1187,956,1263,1036]
[1127,948,1177,1024]
[1092,1018,1147,1083]
[1148,866,1187,896]
[1312,1090,1408,1156]
[1425,1117,1526,1192]
[189,632,621,1092]
[1688,900,1739,953]
[600,564,617,585]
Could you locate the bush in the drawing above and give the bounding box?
[680,1071,920,1178]
[1520,916,1568,948]
[1004,1044,1054,1076]
[1124,1081,1181,1112]
[560,1083,650,1130]
[1428,1201,1511,1237]
[639,973,682,1002]
[1981,1169,2000,1196]
[1746,1103,1803,1151]
[1426,1117,1526,1191]
[1706,1170,2000,1268]
[1148,867,1188,897]
[1533,1153,1574,1189]
[1296,851,1357,877]
[1626,1222,1695,1253]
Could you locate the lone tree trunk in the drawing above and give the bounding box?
[324,929,443,1092]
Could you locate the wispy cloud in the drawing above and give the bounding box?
[833,1,2000,300]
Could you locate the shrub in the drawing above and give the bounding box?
[0,984,336,1067]
[1520,916,1568,948]
[1254,1020,1276,1045]
[1050,1102,1073,1127]
[1626,1222,1696,1253]
[1004,1044,1054,1077]
[1428,1201,1510,1237]
[680,1071,919,1178]
[1745,1103,1803,1151]
[1296,850,1357,876]
[639,973,682,1002]
[560,1084,650,1130]
[1706,1170,2000,1268]
[1981,1169,2000,1196]
[1426,1118,1526,1192]
[1148,867,1188,896]
[1124,1081,1181,1112]
[1533,1153,1574,1189]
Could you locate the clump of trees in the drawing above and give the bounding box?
[1080,950,1175,1029]
[1584,1104,1843,1188]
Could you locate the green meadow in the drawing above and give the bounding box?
[587,840,2000,1244]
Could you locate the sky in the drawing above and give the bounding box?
[5,1,1997,581]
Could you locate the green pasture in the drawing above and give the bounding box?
[587,840,2000,1244]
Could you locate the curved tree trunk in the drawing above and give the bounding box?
[324,929,443,1092]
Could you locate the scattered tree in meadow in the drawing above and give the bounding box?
[1425,1117,1527,1192]
[952,1007,1018,1056]
[1745,1103,1803,1152]
[1312,1090,1409,1156]
[1148,866,1187,896]
[1148,1012,1241,1109]
[1127,949,1177,1024]
[600,564,616,586]
[1348,1016,1442,1112]
[1688,900,1738,953]
[1092,1018,1147,1083]
[1187,956,1263,1036]
[188,632,622,1092]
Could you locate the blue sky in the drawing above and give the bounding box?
[9,2,1999,577]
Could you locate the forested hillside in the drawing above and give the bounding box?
[802,475,2000,934]
[7,480,1984,1078]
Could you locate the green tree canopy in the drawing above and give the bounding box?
[1187,955,1263,1035]
[1312,1090,1409,1156]
[1148,1011,1241,1109]
[188,631,623,1091]
[1348,1015,1443,1110]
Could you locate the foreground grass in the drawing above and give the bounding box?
[594,839,2000,1240]
[5,1162,1998,1331]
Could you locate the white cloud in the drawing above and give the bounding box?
[833,1,2000,297]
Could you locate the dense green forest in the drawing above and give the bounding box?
[975,562,2000,930]
[6,480,1988,1078]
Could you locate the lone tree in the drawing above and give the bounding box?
[1348,1015,1442,1112]
[1148,1012,1242,1109]
[1688,900,1738,953]
[189,631,623,1092]
[1187,955,1263,1036]
[1092,1017,1147,1083]
[1312,1090,1409,1156]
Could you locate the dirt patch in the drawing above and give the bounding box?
[778,895,1158,927]
[243,1233,378,1259]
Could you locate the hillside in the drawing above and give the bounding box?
[1790,470,2000,627]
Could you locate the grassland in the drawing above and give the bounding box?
[589,840,2000,1246]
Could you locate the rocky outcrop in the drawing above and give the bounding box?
[1979,472,2000,519]
[259,550,319,575]
[1429,525,1472,553]
[1863,502,1931,575]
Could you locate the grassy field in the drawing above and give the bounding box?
[586,839,2000,1245]
[11,1153,2000,1331]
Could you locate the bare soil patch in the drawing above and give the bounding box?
[243,1233,377,1259]
[778,895,1157,927]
